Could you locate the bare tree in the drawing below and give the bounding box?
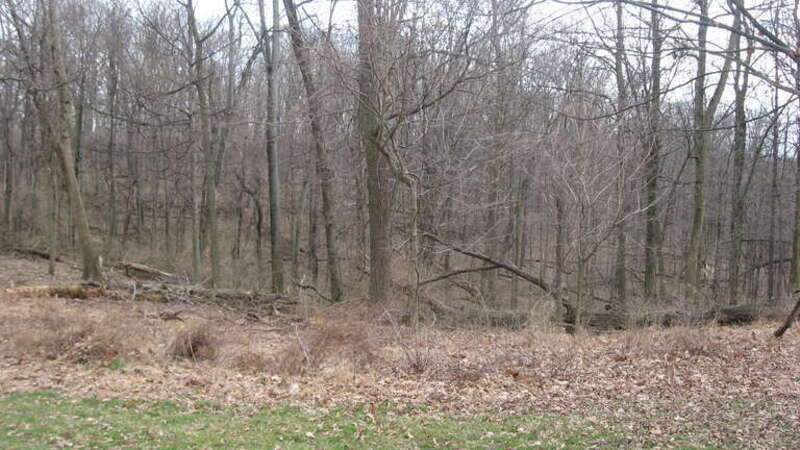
[282,0,344,301]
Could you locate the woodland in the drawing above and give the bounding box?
[3,0,800,447]
[3,0,800,329]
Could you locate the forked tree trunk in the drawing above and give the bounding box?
[686,0,734,296]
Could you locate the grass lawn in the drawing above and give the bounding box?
[0,392,625,449]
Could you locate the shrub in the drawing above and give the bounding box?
[271,319,379,375]
[167,321,219,361]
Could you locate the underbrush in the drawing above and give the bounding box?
[0,291,790,382]
[0,298,149,365]
[619,324,726,358]
[167,321,219,361]
[272,318,382,375]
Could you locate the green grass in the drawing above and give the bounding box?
[0,392,624,449]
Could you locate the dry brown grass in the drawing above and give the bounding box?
[271,317,381,375]
[0,298,149,365]
[229,348,271,373]
[167,320,219,361]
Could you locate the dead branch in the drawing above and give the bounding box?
[419,265,500,287]
[295,282,332,302]
[423,233,554,296]
[775,291,800,338]
[158,309,185,322]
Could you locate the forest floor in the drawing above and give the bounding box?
[0,251,799,448]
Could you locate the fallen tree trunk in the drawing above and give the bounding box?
[114,261,175,280]
[12,248,63,262]
[423,297,529,329]
[717,305,761,326]
[6,283,103,299]
[6,281,298,315]
[115,282,298,314]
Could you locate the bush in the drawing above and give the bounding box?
[6,305,142,365]
[167,321,219,361]
[271,318,379,375]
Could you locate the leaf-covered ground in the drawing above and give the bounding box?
[0,253,799,448]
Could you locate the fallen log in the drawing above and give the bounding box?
[6,283,104,299]
[12,248,63,262]
[717,305,761,326]
[5,279,298,315]
[115,261,175,280]
[424,297,528,329]
[564,304,760,333]
[117,282,298,314]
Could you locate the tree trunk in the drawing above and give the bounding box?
[48,156,58,276]
[686,0,734,296]
[260,0,286,294]
[685,0,710,294]
[358,0,391,303]
[728,12,748,305]
[185,0,219,287]
[768,59,780,302]
[307,182,319,285]
[283,0,344,301]
[511,175,528,309]
[790,60,800,293]
[104,52,118,258]
[45,0,101,281]
[612,0,627,309]
[644,0,662,300]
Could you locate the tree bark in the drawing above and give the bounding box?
[358,0,391,303]
[259,0,286,293]
[790,59,800,292]
[728,11,748,305]
[44,0,102,281]
[644,0,662,300]
[613,0,627,308]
